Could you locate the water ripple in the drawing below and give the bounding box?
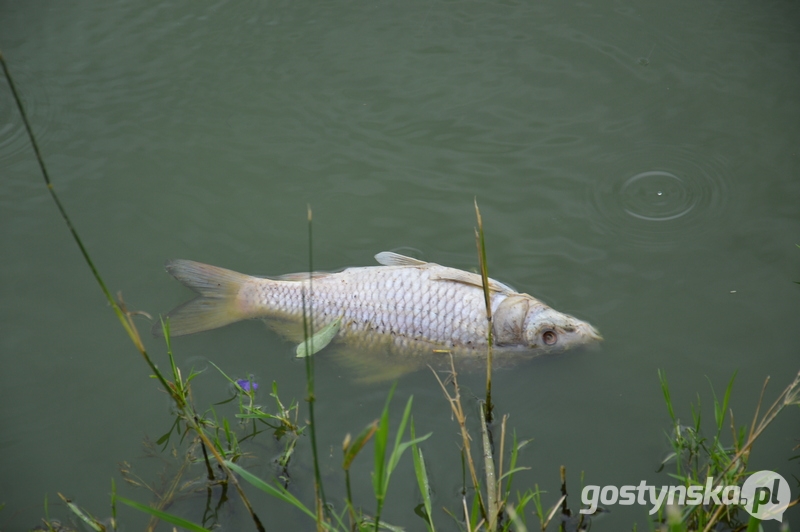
[588,147,731,247]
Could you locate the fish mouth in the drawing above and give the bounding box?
[581,323,603,342]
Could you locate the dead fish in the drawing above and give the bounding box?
[153,252,601,355]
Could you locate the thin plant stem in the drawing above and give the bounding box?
[301,205,328,530]
[431,356,488,522]
[497,414,507,516]
[700,370,800,532]
[345,469,357,532]
[474,199,494,423]
[0,50,266,532]
[0,51,143,351]
[480,402,498,530]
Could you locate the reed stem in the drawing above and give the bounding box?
[0,49,267,531]
[474,199,494,423]
[302,205,328,530]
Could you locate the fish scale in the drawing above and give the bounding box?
[237,266,493,348]
[155,251,602,355]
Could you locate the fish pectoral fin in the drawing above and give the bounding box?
[430,270,515,294]
[374,251,428,267]
[295,317,343,358]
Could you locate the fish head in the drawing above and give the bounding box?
[522,306,602,351]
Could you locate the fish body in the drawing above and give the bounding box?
[156,252,601,355]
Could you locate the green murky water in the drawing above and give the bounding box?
[1,1,798,530]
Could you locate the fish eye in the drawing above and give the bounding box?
[542,330,558,346]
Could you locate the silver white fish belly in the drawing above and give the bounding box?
[155,251,601,354]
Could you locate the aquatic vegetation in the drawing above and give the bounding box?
[654,370,800,531]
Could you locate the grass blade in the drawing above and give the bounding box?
[343,420,379,471]
[474,198,494,422]
[117,497,210,532]
[411,418,436,532]
[373,382,396,497]
[658,369,677,422]
[58,493,104,532]
[224,461,318,521]
[110,478,118,532]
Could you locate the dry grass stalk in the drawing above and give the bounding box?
[430,356,487,522]
[700,370,800,532]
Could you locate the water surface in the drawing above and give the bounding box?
[1,1,798,530]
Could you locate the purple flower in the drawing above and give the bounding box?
[236,378,259,392]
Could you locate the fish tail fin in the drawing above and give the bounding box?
[153,259,252,337]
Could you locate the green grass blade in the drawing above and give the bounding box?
[503,432,531,499]
[745,514,762,532]
[344,421,379,471]
[224,461,318,520]
[720,371,737,430]
[505,504,528,532]
[498,467,530,482]
[411,418,435,532]
[470,490,482,529]
[359,516,407,531]
[117,497,210,532]
[385,395,414,483]
[658,369,677,422]
[110,478,118,532]
[373,382,397,498]
[59,494,104,532]
[383,396,432,496]
[208,360,236,384]
[386,434,432,486]
[161,318,182,389]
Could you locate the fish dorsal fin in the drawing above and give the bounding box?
[374,252,515,293]
[275,271,333,281]
[430,269,515,294]
[374,251,428,267]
